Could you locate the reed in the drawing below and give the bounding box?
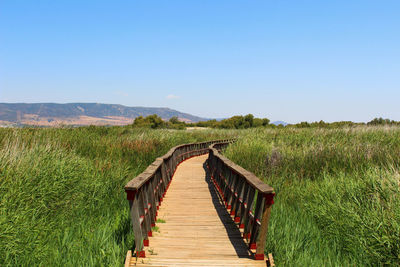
[0,126,235,266]
[1,126,399,266]
[224,127,400,266]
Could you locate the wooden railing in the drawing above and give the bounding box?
[124,139,275,261]
[207,141,275,261]
[124,139,235,257]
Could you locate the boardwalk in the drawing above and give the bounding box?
[129,154,266,267]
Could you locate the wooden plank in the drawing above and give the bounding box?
[125,139,236,191]
[125,250,132,267]
[133,258,267,266]
[131,154,266,266]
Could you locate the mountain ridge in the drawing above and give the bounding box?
[0,103,207,126]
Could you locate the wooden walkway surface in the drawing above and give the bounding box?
[129,154,266,267]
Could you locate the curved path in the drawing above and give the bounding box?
[129,154,266,267]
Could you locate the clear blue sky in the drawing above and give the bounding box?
[1,0,399,123]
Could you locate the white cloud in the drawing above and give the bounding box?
[166,94,180,100]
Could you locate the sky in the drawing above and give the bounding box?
[1,0,399,123]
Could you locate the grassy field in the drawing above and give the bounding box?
[1,126,399,266]
[0,126,234,266]
[224,127,400,266]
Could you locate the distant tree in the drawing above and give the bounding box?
[207,119,218,128]
[253,118,263,127]
[168,116,187,129]
[309,120,327,128]
[232,116,245,129]
[297,121,311,128]
[195,120,213,127]
[132,114,165,128]
[244,114,254,128]
[132,116,148,127]
[169,116,180,124]
[368,117,395,125]
[262,118,270,126]
[330,121,357,128]
[149,115,165,128]
[194,115,271,129]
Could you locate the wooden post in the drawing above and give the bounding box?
[232,177,245,221]
[126,189,145,257]
[238,182,250,228]
[243,186,256,239]
[226,171,237,211]
[255,193,275,260]
[249,193,263,249]
[139,189,150,241]
[148,172,157,227]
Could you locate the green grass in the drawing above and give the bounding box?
[224,127,400,266]
[0,126,234,266]
[1,126,399,266]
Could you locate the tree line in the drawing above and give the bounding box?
[131,115,400,129]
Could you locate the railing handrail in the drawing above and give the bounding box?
[124,138,236,258]
[124,138,274,261]
[207,141,275,260]
[208,143,274,194]
[124,139,236,191]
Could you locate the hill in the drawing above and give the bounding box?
[0,103,206,126]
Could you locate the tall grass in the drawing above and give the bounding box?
[2,126,399,266]
[0,126,234,266]
[224,127,400,266]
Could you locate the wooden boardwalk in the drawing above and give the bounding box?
[129,154,266,267]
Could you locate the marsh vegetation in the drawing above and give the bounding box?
[1,126,399,266]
